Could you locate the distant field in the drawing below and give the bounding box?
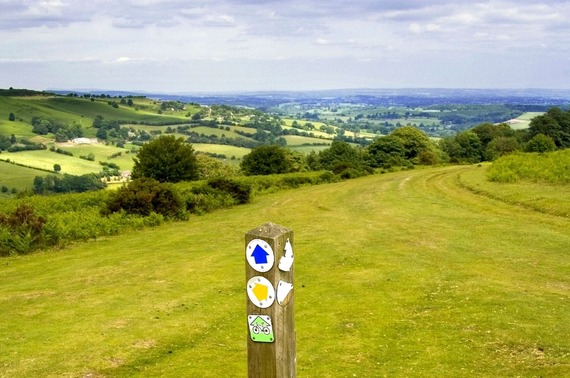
[0,96,186,127]
[1,150,102,175]
[281,125,332,139]
[0,120,36,138]
[192,143,250,159]
[289,145,331,154]
[57,143,137,171]
[0,161,38,192]
[283,135,331,146]
[504,112,543,130]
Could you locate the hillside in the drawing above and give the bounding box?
[1,166,568,377]
[0,92,345,194]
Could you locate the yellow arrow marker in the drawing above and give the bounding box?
[252,283,268,301]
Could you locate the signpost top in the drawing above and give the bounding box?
[246,223,292,239]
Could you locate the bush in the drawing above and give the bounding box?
[207,177,252,204]
[0,203,47,255]
[103,178,186,218]
[182,178,252,214]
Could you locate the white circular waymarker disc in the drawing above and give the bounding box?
[246,239,274,273]
[247,276,276,309]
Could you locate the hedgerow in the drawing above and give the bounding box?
[0,170,343,255]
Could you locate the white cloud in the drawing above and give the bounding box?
[409,23,422,33]
[1,0,570,91]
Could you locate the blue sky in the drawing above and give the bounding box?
[1,0,570,93]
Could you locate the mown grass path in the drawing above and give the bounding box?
[1,166,568,377]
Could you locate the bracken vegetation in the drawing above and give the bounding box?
[487,149,570,184]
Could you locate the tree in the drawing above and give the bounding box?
[452,131,483,163]
[195,154,239,180]
[367,135,406,168]
[471,122,515,149]
[32,119,51,135]
[525,134,556,153]
[240,145,293,176]
[390,126,431,160]
[485,137,520,160]
[33,174,106,194]
[8,112,15,121]
[528,107,570,149]
[0,136,11,150]
[96,127,107,140]
[132,135,198,183]
[318,140,369,174]
[53,164,61,173]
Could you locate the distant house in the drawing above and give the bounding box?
[121,171,131,180]
[72,137,97,145]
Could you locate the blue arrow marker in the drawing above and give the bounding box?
[251,245,269,265]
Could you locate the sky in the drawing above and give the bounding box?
[1,0,570,93]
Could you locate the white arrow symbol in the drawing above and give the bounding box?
[278,239,294,272]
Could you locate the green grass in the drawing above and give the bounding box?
[289,145,332,154]
[0,142,140,176]
[505,112,543,130]
[0,120,36,139]
[487,150,570,185]
[0,161,38,192]
[1,166,569,376]
[460,163,570,217]
[0,96,186,128]
[1,150,102,175]
[58,143,137,171]
[192,143,250,159]
[283,135,331,146]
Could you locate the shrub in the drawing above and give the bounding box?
[207,178,252,204]
[525,134,557,153]
[182,178,252,215]
[0,203,47,255]
[103,178,186,218]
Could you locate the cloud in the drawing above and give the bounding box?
[2,0,570,91]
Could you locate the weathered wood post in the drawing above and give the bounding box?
[245,223,296,377]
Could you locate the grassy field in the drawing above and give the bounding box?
[0,96,186,128]
[1,165,568,377]
[0,120,36,139]
[1,150,102,175]
[0,161,38,193]
[192,143,251,159]
[283,135,331,146]
[505,112,543,130]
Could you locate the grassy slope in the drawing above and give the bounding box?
[1,166,568,377]
[506,112,543,130]
[1,150,102,175]
[0,162,38,192]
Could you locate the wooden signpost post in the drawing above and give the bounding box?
[245,223,296,378]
